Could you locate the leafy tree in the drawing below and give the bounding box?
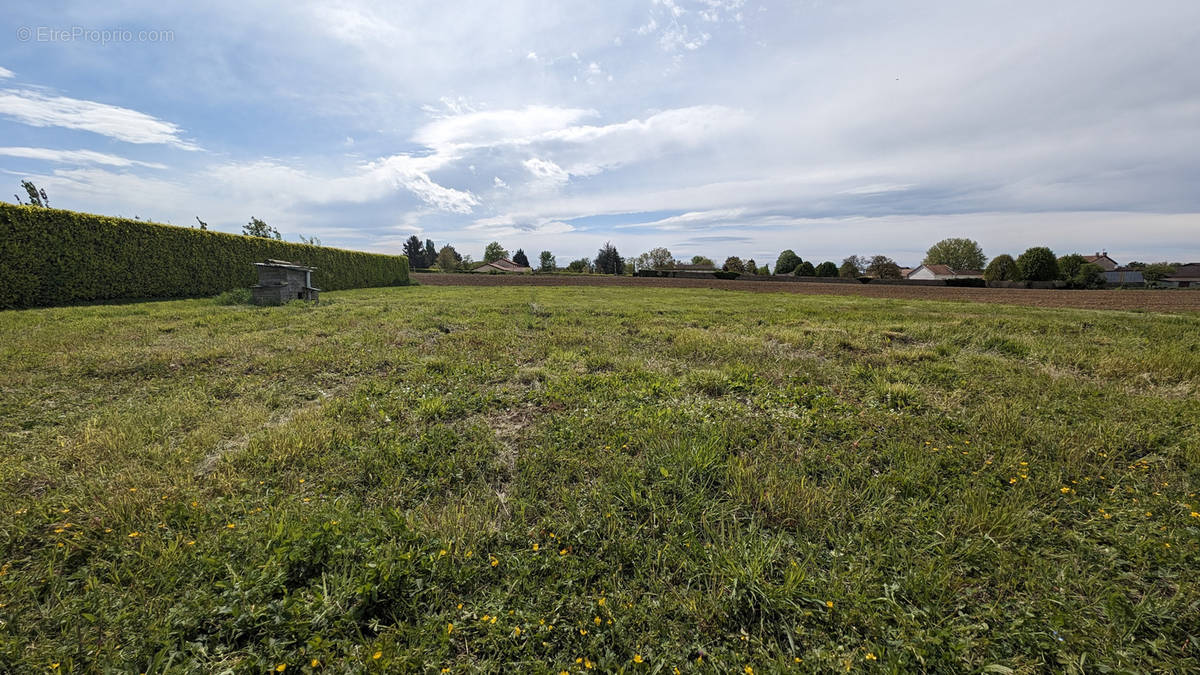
[403,235,427,267]
[722,256,745,273]
[424,239,437,265]
[298,234,322,246]
[436,245,460,272]
[634,247,674,271]
[757,265,770,275]
[483,242,509,263]
[1071,262,1106,289]
[624,261,636,275]
[512,249,530,268]
[983,254,1017,281]
[745,258,757,274]
[594,242,624,274]
[539,251,556,272]
[566,258,592,273]
[690,255,715,267]
[1141,262,1177,282]
[14,180,48,207]
[243,217,281,240]
[923,237,986,271]
[794,260,816,276]
[1015,247,1059,281]
[1057,254,1087,281]
[842,255,866,275]
[838,261,859,278]
[866,255,902,279]
[195,217,208,231]
[774,250,800,275]
[814,261,838,277]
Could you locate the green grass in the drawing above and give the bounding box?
[1,286,1197,673]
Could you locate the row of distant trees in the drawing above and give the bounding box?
[397,234,1185,286]
[400,236,629,275]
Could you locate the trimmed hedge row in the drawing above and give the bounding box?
[0,204,409,309]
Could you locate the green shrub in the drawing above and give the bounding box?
[983,254,1017,281]
[0,204,409,308]
[1015,246,1059,281]
[212,288,252,305]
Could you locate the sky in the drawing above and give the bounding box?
[1,1,1198,266]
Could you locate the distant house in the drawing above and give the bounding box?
[906,264,983,280]
[897,267,913,279]
[1104,267,1144,285]
[1162,263,1200,288]
[472,258,532,274]
[1082,252,1119,271]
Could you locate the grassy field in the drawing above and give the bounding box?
[1,286,1197,673]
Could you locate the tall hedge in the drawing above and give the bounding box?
[0,204,409,309]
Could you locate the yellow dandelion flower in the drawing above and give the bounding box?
[128,531,140,538]
[51,664,59,670]
[490,616,497,624]
[447,622,454,633]
[584,659,593,669]
[826,600,834,608]
[580,629,587,635]
[311,659,320,668]
[299,478,305,483]
[745,666,754,674]
[597,597,606,607]
[457,603,463,609]
[490,557,499,567]
[1060,487,1071,494]
[226,523,235,529]
[54,528,64,533]
[634,654,644,663]
[513,626,522,636]
[865,653,877,661]
[439,549,447,556]
[373,651,382,659]
[275,665,286,672]
[186,540,195,546]
[594,616,601,625]
[1009,478,1017,484]
[560,548,568,556]
[1190,512,1199,518]
[533,543,539,551]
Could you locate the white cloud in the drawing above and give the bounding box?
[0,146,167,168]
[207,154,479,214]
[0,89,198,149]
[523,157,570,184]
[413,105,596,151]
[0,66,13,79]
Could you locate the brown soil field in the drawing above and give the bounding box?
[414,273,1200,312]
